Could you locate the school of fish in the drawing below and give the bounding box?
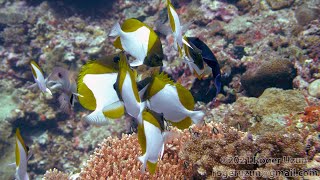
[16,0,222,176]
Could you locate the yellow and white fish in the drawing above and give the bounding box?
[114,53,146,124]
[15,128,29,180]
[167,0,182,51]
[166,0,195,56]
[182,36,205,79]
[138,109,166,174]
[30,60,52,95]
[109,18,163,67]
[144,72,204,130]
[77,54,124,125]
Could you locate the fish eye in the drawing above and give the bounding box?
[113,56,120,63]
[58,72,62,78]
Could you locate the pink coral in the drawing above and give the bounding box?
[43,168,69,180]
[80,131,193,179]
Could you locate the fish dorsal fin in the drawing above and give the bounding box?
[147,72,174,98]
[121,18,145,33]
[167,0,176,32]
[118,53,140,102]
[77,54,119,110]
[30,60,43,79]
[15,128,27,166]
[113,37,123,50]
[175,83,195,110]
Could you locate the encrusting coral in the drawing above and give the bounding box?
[180,123,308,179]
[241,59,297,97]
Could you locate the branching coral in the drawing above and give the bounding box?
[43,168,69,180]
[80,131,193,179]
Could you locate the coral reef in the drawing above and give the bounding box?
[80,132,193,179]
[207,88,308,135]
[43,168,69,180]
[180,122,308,179]
[80,121,318,179]
[0,0,318,179]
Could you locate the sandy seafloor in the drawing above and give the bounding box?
[0,0,320,179]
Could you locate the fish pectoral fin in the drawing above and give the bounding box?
[48,83,62,91]
[7,162,16,167]
[45,88,52,96]
[182,37,193,50]
[189,62,204,79]
[84,110,108,126]
[129,59,144,67]
[72,92,84,98]
[102,101,124,119]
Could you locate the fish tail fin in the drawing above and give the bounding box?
[138,154,147,173]
[83,110,108,126]
[189,110,205,125]
[109,22,122,37]
[7,162,16,167]
[147,161,157,175]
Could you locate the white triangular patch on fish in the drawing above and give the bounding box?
[115,26,150,67]
[82,73,119,125]
[148,84,203,124]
